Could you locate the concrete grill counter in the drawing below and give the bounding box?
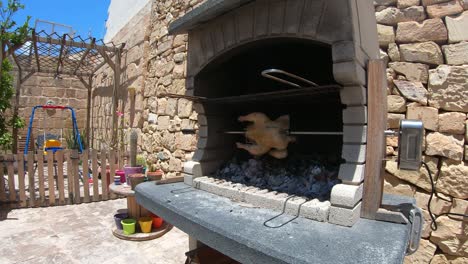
[136,182,413,264]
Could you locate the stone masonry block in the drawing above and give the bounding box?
[343,125,367,143]
[340,86,367,106]
[333,61,367,86]
[332,41,367,67]
[299,199,331,222]
[342,144,367,163]
[328,202,362,227]
[343,106,368,124]
[330,183,364,208]
[183,161,201,176]
[184,173,196,186]
[338,163,366,184]
[195,177,332,223]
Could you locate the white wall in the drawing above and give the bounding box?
[104,0,150,42]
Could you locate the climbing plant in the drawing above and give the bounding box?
[0,0,29,151]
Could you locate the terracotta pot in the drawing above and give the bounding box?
[124,166,143,186]
[128,173,145,190]
[147,169,163,181]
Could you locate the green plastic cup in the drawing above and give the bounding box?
[121,218,136,235]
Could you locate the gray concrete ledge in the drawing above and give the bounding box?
[169,0,254,34]
[136,182,412,264]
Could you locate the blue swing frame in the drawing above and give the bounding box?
[24,105,84,155]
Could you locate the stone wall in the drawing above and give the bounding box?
[139,0,204,178]
[136,0,466,260]
[376,0,468,262]
[15,73,87,148]
[91,2,151,150]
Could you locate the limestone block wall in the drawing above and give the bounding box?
[375,0,468,262]
[91,2,151,150]
[16,73,87,142]
[140,0,204,178]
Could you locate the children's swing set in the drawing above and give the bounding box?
[24,105,84,155]
[23,105,87,186]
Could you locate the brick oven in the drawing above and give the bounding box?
[136,1,421,262]
[176,0,379,227]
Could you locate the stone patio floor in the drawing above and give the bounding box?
[0,199,189,264]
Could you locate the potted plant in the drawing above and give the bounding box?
[146,164,163,181]
[124,129,143,186]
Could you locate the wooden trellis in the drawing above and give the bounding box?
[3,29,125,152]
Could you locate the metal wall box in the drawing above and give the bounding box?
[398,120,424,171]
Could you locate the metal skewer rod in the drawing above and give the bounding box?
[223,131,343,136]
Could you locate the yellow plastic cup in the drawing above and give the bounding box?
[139,217,153,233]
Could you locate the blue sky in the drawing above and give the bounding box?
[14,0,111,39]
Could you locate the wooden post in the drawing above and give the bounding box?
[0,157,6,204]
[101,150,108,200]
[47,152,55,206]
[92,149,99,201]
[82,150,90,203]
[361,60,387,219]
[17,154,27,208]
[27,153,36,207]
[71,150,81,204]
[111,49,122,147]
[66,150,74,204]
[37,152,45,206]
[109,150,116,199]
[6,155,16,207]
[12,69,22,154]
[56,150,65,205]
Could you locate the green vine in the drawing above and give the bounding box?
[0,0,30,151]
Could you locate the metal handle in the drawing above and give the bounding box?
[261,69,318,88]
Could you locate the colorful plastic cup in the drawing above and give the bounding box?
[114,213,128,230]
[121,218,136,235]
[114,176,121,185]
[150,214,164,229]
[138,217,153,233]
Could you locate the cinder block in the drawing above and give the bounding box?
[343,106,368,124]
[340,86,367,106]
[338,163,365,185]
[332,41,367,67]
[300,199,331,222]
[193,103,205,114]
[330,183,363,208]
[184,173,196,186]
[186,76,195,90]
[342,144,367,163]
[328,202,362,227]
[333,61,366,86]
[198,115,208,126]
[343,125,367,143]
[183,161,201,176]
